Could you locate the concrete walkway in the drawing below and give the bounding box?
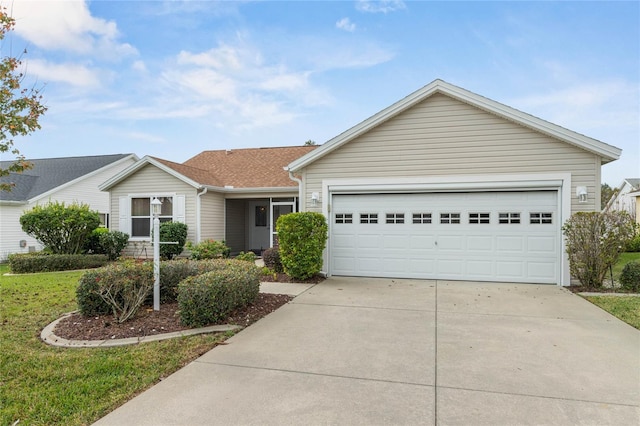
[95,278,640,425]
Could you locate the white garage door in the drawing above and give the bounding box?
[330,191,559,284]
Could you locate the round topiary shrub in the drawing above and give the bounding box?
[177,260,260,327]
[262,247,283,273]
[620,261,640,292]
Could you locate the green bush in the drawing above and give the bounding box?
[276,212,328,280]
[235,251,257,263]
[177,259,260,327]
[620,262,640,292]
[562,211,636,289]
[158,259,203,303]
[262,247,283,273]
[20,201,101,254]
[98,231,129,261]
[626,233,640,252]
[76,261,153,322]
[159,221,188,260]
[187,239,230,260]
[8,253,108,274]
[84,227,109,254]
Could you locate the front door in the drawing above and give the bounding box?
[249,201,270,253]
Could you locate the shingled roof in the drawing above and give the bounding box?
[0,154,135,202]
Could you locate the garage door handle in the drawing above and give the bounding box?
[435,241,438,246]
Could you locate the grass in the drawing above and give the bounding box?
[612,252,640,281]
[584,296,640,330]
[0,264,229,425]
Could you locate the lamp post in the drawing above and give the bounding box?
[151,197,162,311]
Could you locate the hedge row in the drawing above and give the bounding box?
[8,253,108,274]
[77,259,260,327]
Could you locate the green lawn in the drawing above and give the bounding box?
[613,252,640,281]
[584,296,640,329]
[0,264,228,425]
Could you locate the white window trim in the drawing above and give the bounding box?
[126,193,177,241]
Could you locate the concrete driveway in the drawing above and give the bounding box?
[95,278,640,425]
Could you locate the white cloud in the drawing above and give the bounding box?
[336,17,356,32]
[356,0,406,14]
[123,131,167,144]
[511,80,640,139]
[12,0,137,59]
[132,60,147,73]
[26,59,101,88]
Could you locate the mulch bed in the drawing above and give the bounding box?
[54,293,293,341]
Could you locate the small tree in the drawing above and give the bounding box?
[159,221,188,260]
[562,211,636,288]
[276,212,328,280]
[0,9,47,192]
[20,202,101,254]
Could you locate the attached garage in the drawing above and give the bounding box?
[286,79,622,286]
[330,191,559,283]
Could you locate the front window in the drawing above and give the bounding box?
[131,196,173,237]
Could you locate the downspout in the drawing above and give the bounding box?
[196,187,208,242]
[285,167,303,211]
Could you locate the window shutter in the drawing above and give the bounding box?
[119,196,131,235]
[174,195,186,223]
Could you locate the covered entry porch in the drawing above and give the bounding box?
[225,197,297,255]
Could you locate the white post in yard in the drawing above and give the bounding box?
[151,197,162,311]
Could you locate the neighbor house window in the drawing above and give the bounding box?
[131,196,173,237]
[360,213,378,224]
[386,213,405,224]
[469,213,490,224]
[530,212,552,224]
[412,213,432,224]
[335,213,353,224]
[440,213,460,224]
[99,213,109,228]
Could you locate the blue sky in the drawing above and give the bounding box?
[6,0,639,185]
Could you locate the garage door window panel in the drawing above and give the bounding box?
[469,213,490,224]
[386,213,405,224]
[440,213,460,224]
[335,213,353,224]
[360,213,378,224]
[412,213,432,224]
[530,212,553,224]
[499,213,521,224]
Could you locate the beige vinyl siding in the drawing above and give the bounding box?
[199,191,225,241]
[303,93,599,214]
[109,165,197,257]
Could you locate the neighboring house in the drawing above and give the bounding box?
[103,79,621,286]
[99,146,317,258]
[603,178,639,221]
[628,191,640,224]
[0,154,138,260]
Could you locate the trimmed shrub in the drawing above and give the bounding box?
[159,221,188,260]
[98,231,129,261]
[562,211,636,288]
[177,259,260,327]
[187,239,230,260]
[262,247,283,273]
[158,259,203,303]
[20,201,101,254]
[620,262,640,292]
[626,233,640,252]
[276,212,328,280]
[8,253,108,273]
[235,251,257,263]
[84,227,109,254]
[76,261,153,322]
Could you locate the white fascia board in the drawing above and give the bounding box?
[99,156,202,191]
[288,79,621,172]
[31,154,139,203]
[0,200,27,205]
